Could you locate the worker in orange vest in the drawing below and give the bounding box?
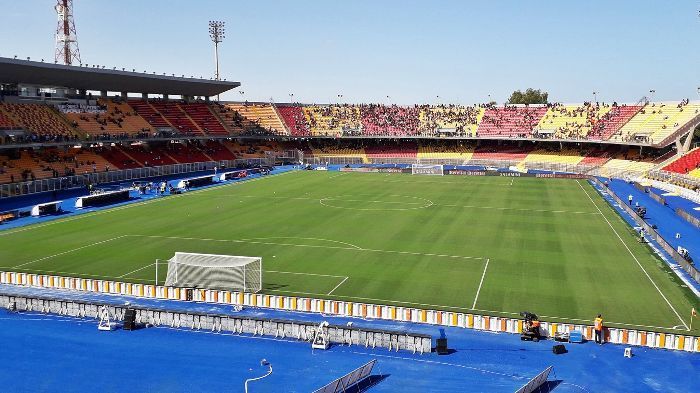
[594,314,604,345]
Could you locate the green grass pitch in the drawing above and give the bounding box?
[0,170,697,334]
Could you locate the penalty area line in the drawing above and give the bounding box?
[117,262,157,279]
[471,258,490,310]
[327,276,349,295]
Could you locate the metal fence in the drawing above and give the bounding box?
[306,155,604,175]
[0,158,271,199]
[591,177,700,283]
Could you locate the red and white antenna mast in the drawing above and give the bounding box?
[54,0,81,65]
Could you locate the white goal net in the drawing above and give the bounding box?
[411,164,444,176]
[163,252,262,292]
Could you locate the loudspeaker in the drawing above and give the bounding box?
[123,308,137,331]
[436,338,449,355]
[552,344,567,355]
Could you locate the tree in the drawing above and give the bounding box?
[507,88,549,105]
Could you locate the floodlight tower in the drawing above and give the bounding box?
[209,21,225,81]
[54,0,81,65]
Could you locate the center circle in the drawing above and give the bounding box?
[319,194,434,211]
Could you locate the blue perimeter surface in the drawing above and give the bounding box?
[597,179,700,295]
[0,283,698,393]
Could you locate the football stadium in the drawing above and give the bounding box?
[0,1,699,392]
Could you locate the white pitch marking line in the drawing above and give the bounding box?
[440,204,600,215]
[471,258,490,309]
[576,180,689,330]
[11,235,128,269]
[126,234,486,261]
[117,262,156,278]
[327,276,349,295]
[238,236,363,250]
[203,194,599,215]
[265,270,346,279]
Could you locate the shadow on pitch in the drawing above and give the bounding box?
[263,283,289,291]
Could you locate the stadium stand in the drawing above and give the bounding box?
[224,103,288,135]
[62,100,154,138]
[199,140,237,161]
[0,108,18,130]
[420,105,484,137]
[360,104,421,136]
[0,147,114,183]
[664,148,700,176]
[471,145,534,161]
[535,103,611,140]
[178,102,229,135]
[476,106,548,138]
[277,104,309,136]
[364,141,418,159]
[612,101,700,144]
[148,101,203,135]
[417,141,474,159]
[303,105,362,136]
[127,100,173,129]
[587,104,642,141]
[521,149,585,165]
[0,103,79,141]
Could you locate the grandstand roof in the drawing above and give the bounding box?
[0,57,240,97]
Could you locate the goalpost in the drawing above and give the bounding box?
[162,252,262,292]
[411,164,444,176]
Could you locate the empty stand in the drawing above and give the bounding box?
[0,103,79,140]
[178,103,229,135]
[663,148,700,175]
[149,101,202,135]
[128,100,173,129]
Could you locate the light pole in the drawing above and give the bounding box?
[209,20,225,101]
[696,87,699,101]
[244,359,272,393]
[239,90,245,102]
[289,93,294,104]
[649,89,656,102]
[592,91,598,104]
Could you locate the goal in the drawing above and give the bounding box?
[163,252,262,292]
[411,164,444,176]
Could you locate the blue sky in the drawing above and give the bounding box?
[1,0,698,104]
